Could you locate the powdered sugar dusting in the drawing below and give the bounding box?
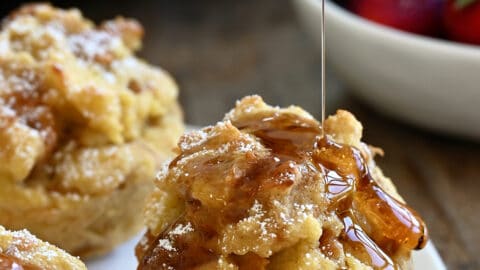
[169,223,193,236]
[157,239,176,252]
[153,222,195,255]
[68,31,121,63]
[0,226,84,268]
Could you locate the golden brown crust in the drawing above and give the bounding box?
[137,96,426,270]
[0,3,183,257]
[0,226,86,270]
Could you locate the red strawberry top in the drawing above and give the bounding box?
[444,0,480,45]
[347,0,480,46]
[350,0,444,36]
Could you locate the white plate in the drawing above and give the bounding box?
[86,232,446,270]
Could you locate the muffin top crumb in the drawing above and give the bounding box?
[0,4,181,194]
[137,96,427,270]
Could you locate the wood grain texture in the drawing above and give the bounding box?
[7,0,478,269]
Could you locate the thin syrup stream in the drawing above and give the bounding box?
[321,0,326,134]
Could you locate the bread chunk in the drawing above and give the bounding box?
[0,226,86,270]
[137,96,427,270]
[0,3,183,257]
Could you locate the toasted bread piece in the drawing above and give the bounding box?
[0,226,86,270]
[0,4,183,257]
[137,96,427,269]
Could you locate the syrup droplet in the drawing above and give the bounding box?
[324,168,354,201]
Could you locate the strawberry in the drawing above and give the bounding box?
[349,0,444,36]
[444,0,480,45]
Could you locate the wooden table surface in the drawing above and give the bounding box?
[7,0,479,269]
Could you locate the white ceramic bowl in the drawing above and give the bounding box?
[294,0,480,140]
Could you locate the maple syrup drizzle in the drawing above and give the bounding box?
[315,136,427,269]
[341,213,395,270]
[321,0,326,131]
[313,2,427,266]
[234,112,321,160]
[244,115,428,267]
[141,112,427,269]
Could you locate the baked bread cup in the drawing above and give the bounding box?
[136,96,427,270]
[0,4,183,257]
[0,226,86,270]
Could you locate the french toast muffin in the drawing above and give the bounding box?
[0,226,86,270]
[136,96,427,270]
[0,4,183,257]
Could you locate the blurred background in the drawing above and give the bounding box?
[2,1,479,269]
[0,0,327,125]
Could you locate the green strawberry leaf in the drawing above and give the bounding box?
[455,0,478,9]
